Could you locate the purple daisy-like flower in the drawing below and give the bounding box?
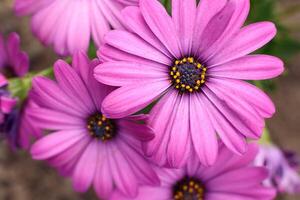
[110,144,276,200]
[95,0,284,167]
[0,32,39,149]
[29,52,159,199]
[14,0,138,56]
[255,144,300,194]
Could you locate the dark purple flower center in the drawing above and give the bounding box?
[173,177,205,200]
[87,113,116,141]
[170,57,207,93]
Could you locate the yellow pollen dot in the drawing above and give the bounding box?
[176,72,180,76]
[188,57,194,63]
[173,75,178,79]
[176,85,180,89]
[175,60,180,65]
[186,85,191,90]
[172,66,177,71]
[189,88,193,92]
[181,84,186,88]
[101,116,106,121]
[189,188,194,193]
[201,80,205,84]
[170,71,174,76]
[190,181,195,186]
[203,68,207,72]
[182,58,187,62]
[105,126,110,131]
[176,79,180,83]
[183,185,188,191]
[98,121,102,126]
[194,86,199,90]
[201,74,205,79]
[197,63,202,68]
[196,80,201,85]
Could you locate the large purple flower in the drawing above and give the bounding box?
[29,52,159,199]
[14,0,138,56]
[110,144,276,200]
[255,144,300,194]
[95,0,284,167]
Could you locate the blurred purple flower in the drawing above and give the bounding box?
[95,0,284,168]
[0,32,29,77]
[111,143,276,200]
[255,144,300,194]
[29,52,159,199]
[14,0,138,56]
[0,32,40,149]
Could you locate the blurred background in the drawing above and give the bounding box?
[0,0,300,199]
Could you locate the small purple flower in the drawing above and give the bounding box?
[30,52,159,199]
[110,143,276,200]
[94,0,284,168]
[255,144,300,194]
[0,32,39,149]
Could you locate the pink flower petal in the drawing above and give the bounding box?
[104,30,171,65]
[29,107,84,130]
[101,80,169,118]
[31,77,87,117]
[199,90,247,155]
[166,95,191,168]
[72,140,98,193]
[95,61,167,86]
[0,96,17,114]
[209,78,275,118]
[93,143,113,199]
[190,93,218,166]
[192,0,227,53]
[140,0,182,58]
[145,90,179,166]
[54,60,95,113]
[209,55,284,80]
[210,22,277,65]
[122,6,172,58]
[108,143,138,197]
[172,0,196,55]
[204,84,264,139]
[31,129,86,160]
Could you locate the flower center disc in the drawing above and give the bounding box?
[170,57,207,93]
[173,177,205,200]
[87,113,116,141]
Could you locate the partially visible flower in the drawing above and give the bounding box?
[0,32,29,77]
[255,144,300,194]
[14,0,138,56]
[111,143,276,200]
[29,52,159,199]
[95,0,284,168]
[0,32,40,149]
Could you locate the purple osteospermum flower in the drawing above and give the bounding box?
[110,143,276,200]
[95,0,284,167]
[14,0,138,56]
[29,52,159,199]
[0,32,39,149]
[255,144,300,194]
